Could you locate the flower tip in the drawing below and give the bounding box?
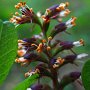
[79,39,84,46]
[15,5,20,9]
[25,72,29,77]
[17,49,26,57]
[71,16,77,26]
[15,58,20,63]
[48,36,52,41]
[72,16,77,21]
[46,9,51,13]
[65,9,71,15]
[15,12,19,15]
[47,46,51,51]
[65,2,69,7]
[18,40,24,43]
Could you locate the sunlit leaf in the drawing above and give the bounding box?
[0,21,17,85]
[82,59,90,90]
[0,20,3,40]
[14,74,39,90]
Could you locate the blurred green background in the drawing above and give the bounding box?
[0,0,90,90]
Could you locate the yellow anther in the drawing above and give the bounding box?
[48,36,52,41]
[56,7,64,11]
[57,58,65,65]
[39,43,43,48]
[65,9,71,15]
[36,43,43,53]
[17,3,22,7]
[25,72,29,77]
[57,57,62,60]
[42,39,46,43]
[17,50,26,57]
[47,46,51,51]
[35,69,40,73]
[53,64,59,68]
[31,44,38,47]
[30,8,33,12]
[16,17,22,21]
[65,2,69,7]
[18,40,24,43]
[46,9,51,14]
[71,16,77,26]
[22,15,26,18]
[79,39,84,45]
[37,49,42,53]
[15,5,20,9]
[15,58,20,63]
[57,57,65,65]
[15,12,19,15]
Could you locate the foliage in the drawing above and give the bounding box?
[82,60,90,90]
[0,21,17,85]
[14,74,39,90]
[0,0,90,90]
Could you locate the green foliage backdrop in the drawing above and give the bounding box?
[0,0,90,90]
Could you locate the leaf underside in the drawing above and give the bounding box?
[0,21,17,85]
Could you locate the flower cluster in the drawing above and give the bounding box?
[10,2,88,90]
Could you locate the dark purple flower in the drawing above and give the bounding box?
[70,72,81,80]
[44,2,69,19]
[63,54,77,63]
[60,41,74,50]
[50,58,57,65]
[23,38,36,43]
[36,64,52,77]
[10,2,41,25]
[24,53,38,60]
[31,84,43,90]
[55,23,67,33]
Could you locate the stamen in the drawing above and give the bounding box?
[56,2,69,11]
[42,39,46,43]
[17,49,26,56]
[79,39,84,46]
[45,9,51,15]
[15,12,19,15]
[36,43,43,53]
[25,69,40,77]
[15,57,27,63]
[15,5,20,9]
[48,36,52,41]
[59,9,71,17]
[57,57,65,65]
[53,64,59,68]
[18,40,24,43]
[31,44,38,47]
[41,15,50,23]
[66,16,77,28]
[73,39,84,47]
[47,46,51,51]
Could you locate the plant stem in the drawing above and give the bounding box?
[50,68,60,90]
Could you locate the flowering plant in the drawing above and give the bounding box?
[9,2,89,90]
[0,1,89,90]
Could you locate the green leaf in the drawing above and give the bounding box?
[14,74,39,90]
[0,21,17,85]
[82,60,90,90]
[0,20,3,40]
